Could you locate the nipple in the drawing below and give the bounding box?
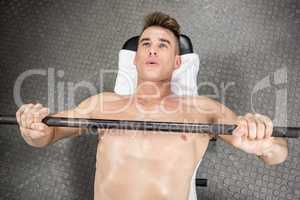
[180,133,187,141]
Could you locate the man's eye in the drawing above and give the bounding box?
[159,43,167,48]
[142,42,150,47]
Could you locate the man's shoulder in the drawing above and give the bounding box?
[78,92,127,108]
[90,92,128,102]
[179,95,219,106]
[98,92,125,101]
[179,95,224,115]
[179,95,237,122]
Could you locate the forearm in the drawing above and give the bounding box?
[49,126,84,144]
[257,138,288,165]
[204,97,289,166]
[47,110,88,145]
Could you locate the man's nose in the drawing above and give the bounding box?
[148,47,157,56]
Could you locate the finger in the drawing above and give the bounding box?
[233,116,245,137]
[238,117,249,138]
[20,112,27,128]
[254,114,265,140]
[38,107,49,118]
[22,104,35,128]
[255,114,273,139]
[23,103,34,114]
[26,112,35,129]
[16,105,27,124]
[20,127,35,140]
[26,104,43,127]
[32,103,43,112]
[245,114,256,140]
[20,104,33,128]
[241,117,248,138]
[30,104,43,117]
[31,122,48,131]
[33,107,49,123]
[18,104,31,126]
[20,127,45,140]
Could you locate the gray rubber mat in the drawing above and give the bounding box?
[0,0,299,199]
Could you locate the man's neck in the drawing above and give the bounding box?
[133,79,173,102]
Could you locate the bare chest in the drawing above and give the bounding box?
[94,97,212,162]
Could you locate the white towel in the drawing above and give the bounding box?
[114,49,200,96]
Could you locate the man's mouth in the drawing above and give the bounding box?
[145,60,159,66]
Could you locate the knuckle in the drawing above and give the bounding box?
[262,115,271,122]
[39,107,47,112]
[39,107,47,113]
[244,116,250,123]
[34,103,42,107]
[246,113,253,117]
[236,117,243,124]
[266,120,273,127]
[256,118,264,126]
[23,107,30,114]
[24,104,33,112]
[237,115,243,120]
[20,104,28,110]
[254,113,261,118]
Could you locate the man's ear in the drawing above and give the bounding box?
[174,55,181,69]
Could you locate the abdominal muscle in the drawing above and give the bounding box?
[94,129,211,200]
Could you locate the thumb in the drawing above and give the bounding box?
[233,116,245,137]
[233,126,244,137]
[30,122,49,131]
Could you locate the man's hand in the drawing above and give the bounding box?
[16,103,54,148]
[231,113,275,156]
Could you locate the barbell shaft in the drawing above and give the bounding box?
[0,115,299,138]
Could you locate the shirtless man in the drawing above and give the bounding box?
[16,12,288,200]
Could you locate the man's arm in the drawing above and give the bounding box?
[48,101,91,144]
[197,96,288,165]
[16,92,121,148]
[48,92,123,145]
[16,94,98,148]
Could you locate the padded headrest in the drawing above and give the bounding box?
[122,34,193,55]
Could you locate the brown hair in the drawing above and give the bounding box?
[141,11,181,53]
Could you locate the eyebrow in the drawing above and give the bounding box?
[158,38,171,45]
[139,37,171,45]
[139,38,150,43]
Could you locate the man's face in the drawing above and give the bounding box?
[134,26,181,82]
